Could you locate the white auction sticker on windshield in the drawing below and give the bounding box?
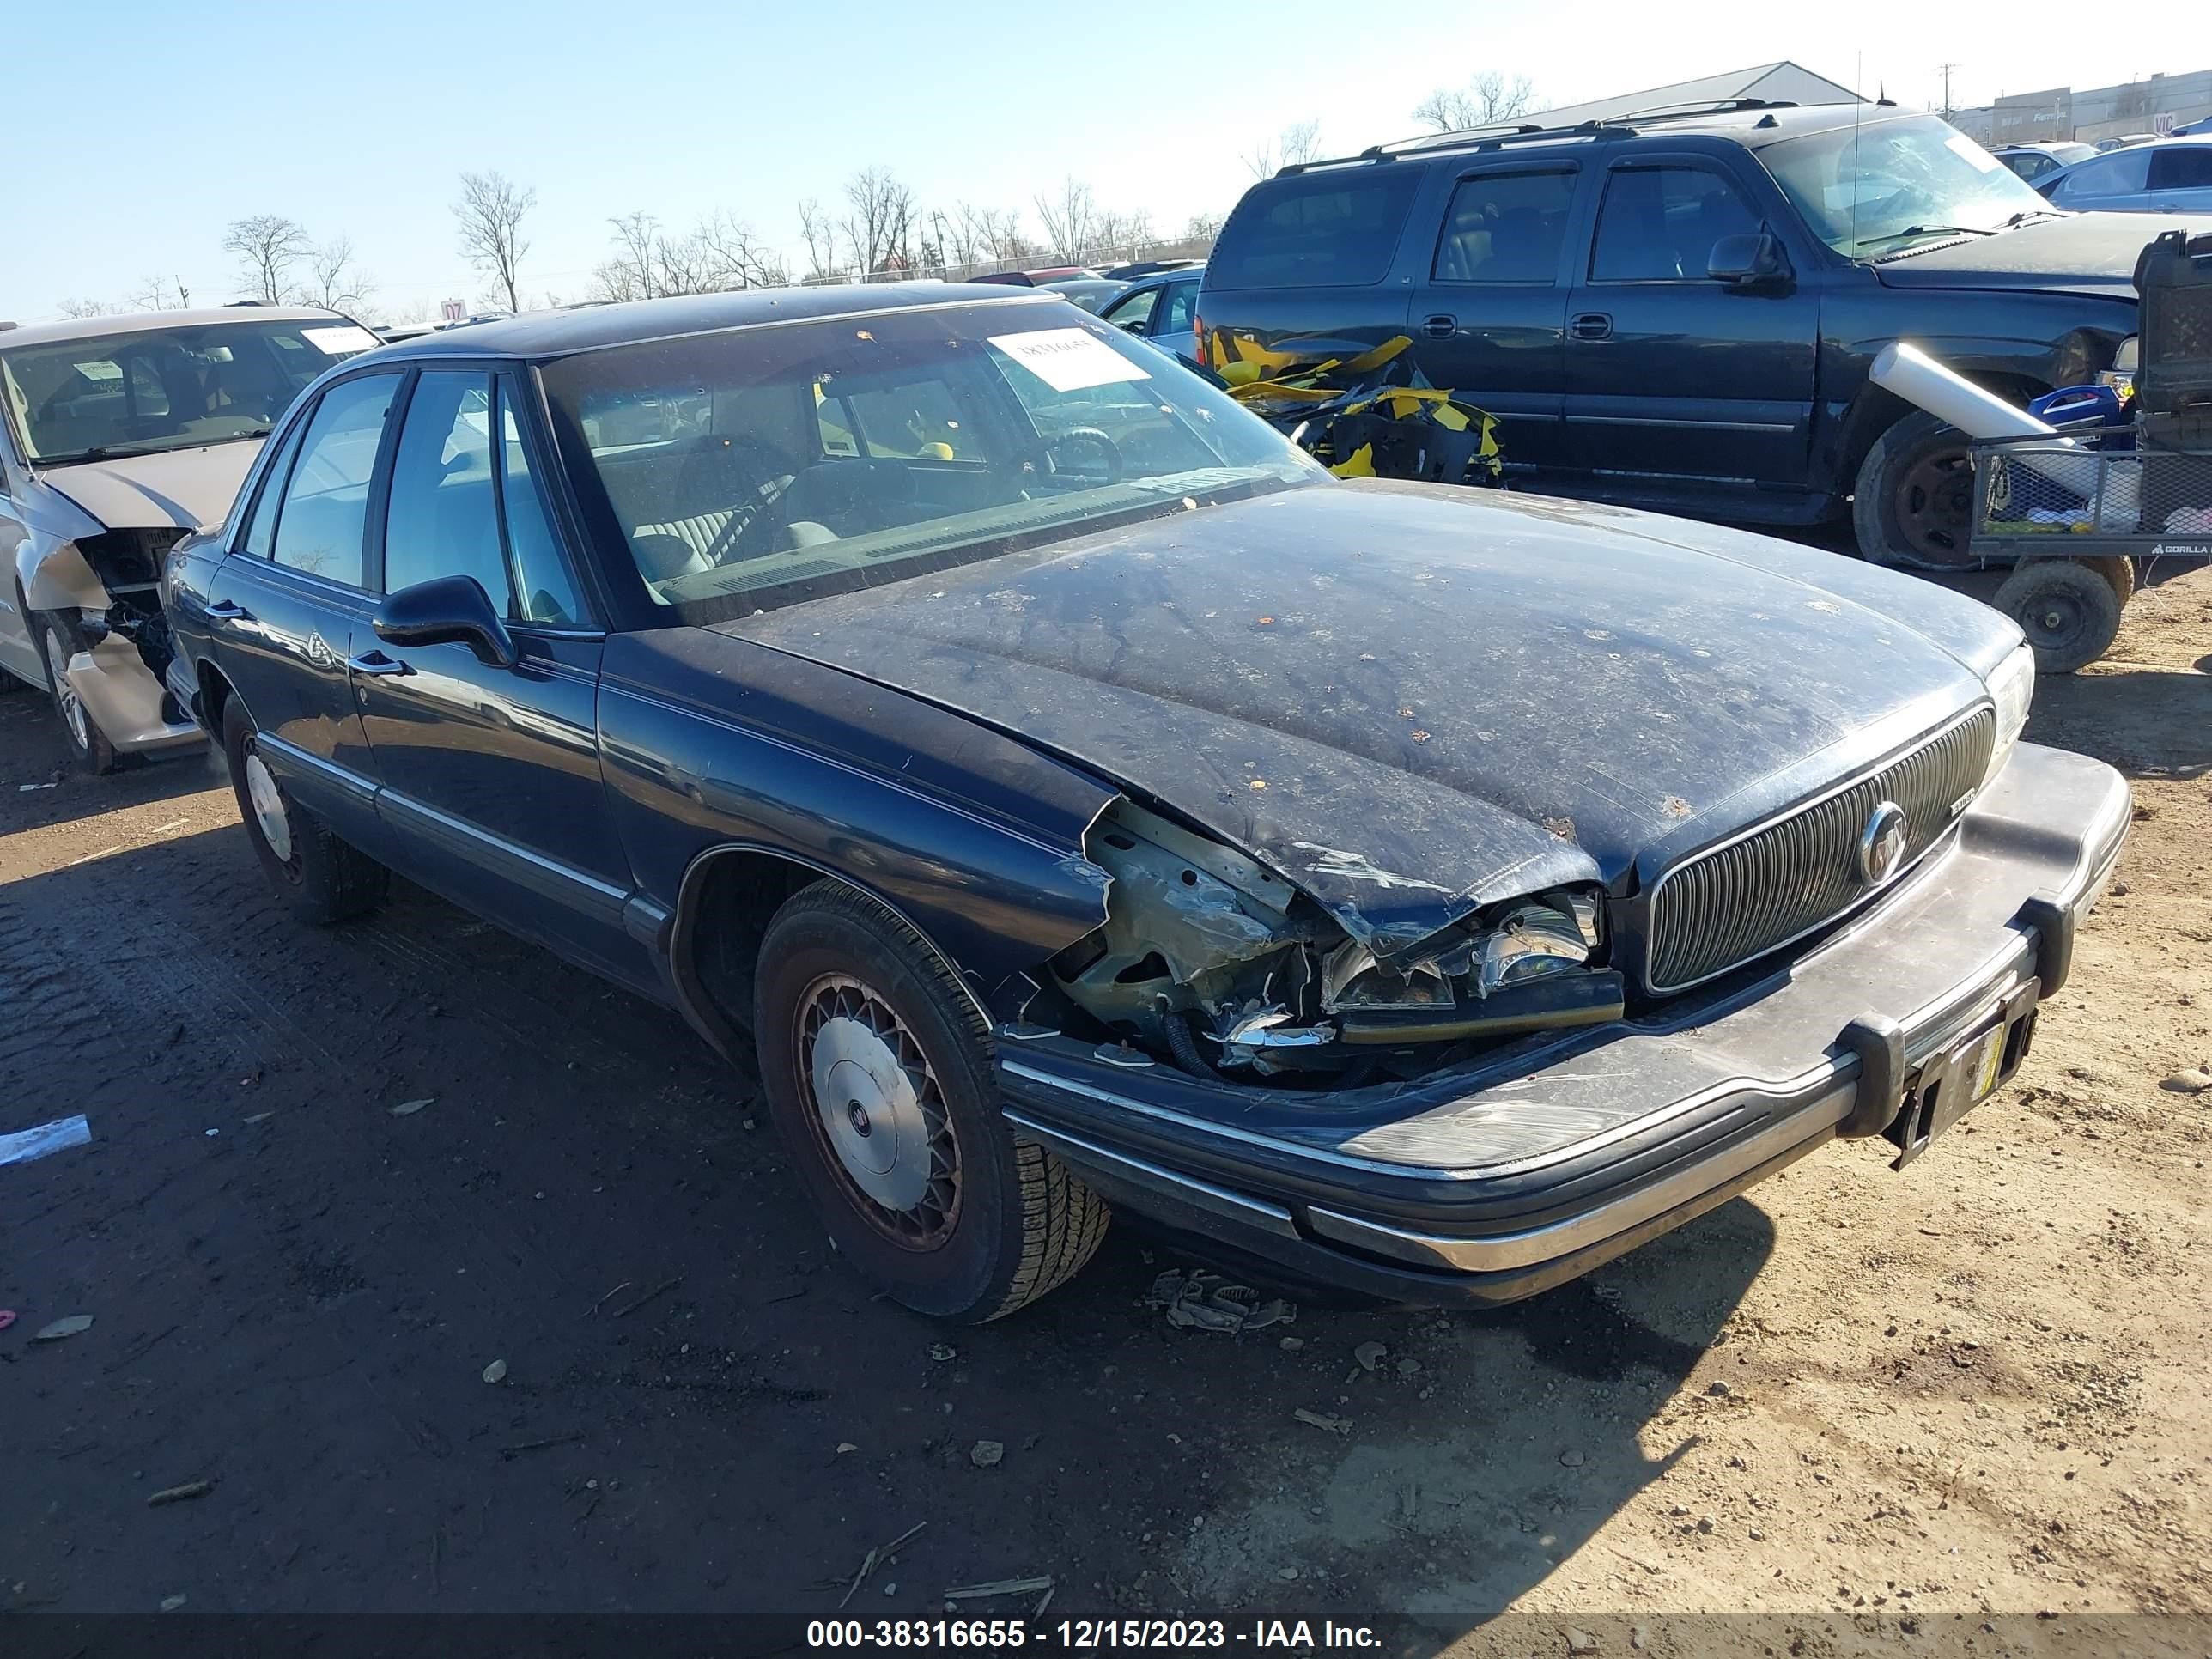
[1943,131,2002,173]
[301,324,380,356]
[988,328,1151,392]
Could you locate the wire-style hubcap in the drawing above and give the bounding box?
[43,629,88,751]
[244,750,294,865]
[798,974,959,1248]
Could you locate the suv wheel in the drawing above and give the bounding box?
[38,615,119,775]
[754,879,1109,1322]
[221,698,389,922]
[1852,410,1978,571]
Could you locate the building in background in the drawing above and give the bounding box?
[1949,70,2212,146]
[1498,61,1863,130]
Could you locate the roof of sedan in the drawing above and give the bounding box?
[0,305,351,349]
[374,283,1063,362]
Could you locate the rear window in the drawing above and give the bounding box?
[1206,169,1423,290]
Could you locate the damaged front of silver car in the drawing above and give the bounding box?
[730,479,2130,1308]
[0,307,378,773]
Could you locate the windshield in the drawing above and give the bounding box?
[1761,114,2056,258]
[541,299,1325,622]
[1,316,378,465]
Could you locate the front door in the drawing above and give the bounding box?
[204,370,402,839]
[348,368,646,987]
[1407,161,1582,472]
[1563,157,1820,488]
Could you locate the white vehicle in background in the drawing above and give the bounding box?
[0,307,378,772]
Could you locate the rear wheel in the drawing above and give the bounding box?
[39,617,119,775]
[1852,410,1979,571]
[221,697,388,922]
[754,879,1109,1322]
[1993,559,2123,675]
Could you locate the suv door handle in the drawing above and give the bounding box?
[1571,313,1613,341]
[346,651,413,678]
[204,599,250,621]
[1423,313,1456,337]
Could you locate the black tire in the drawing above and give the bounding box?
[754,879,1109,1322]
[2081,553,2136,609]
[1993,560,2123,675]
[34,612,120,775]
[221,697,388,923]
[1851,410,1979,571]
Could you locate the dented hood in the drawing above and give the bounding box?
[721,482,2006,955]
[39,441,263,532]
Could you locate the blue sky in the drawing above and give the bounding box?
[6,0,2197,321]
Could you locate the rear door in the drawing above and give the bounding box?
[202,369,402,837]
[349,367,647,986]
[2045,148,2154,211]
[1563,154,1820,487]
[1407,161,1583,471]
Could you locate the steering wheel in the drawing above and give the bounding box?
[1043,427,1124,486]
[673,434,791,565]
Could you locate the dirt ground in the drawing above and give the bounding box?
[3,564,2207,1650]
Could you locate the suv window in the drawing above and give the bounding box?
[1207,169,1422,289]
[1102,287,1159,333]
[1591,166,1763,283]
[384,371,513,607]
[2051,148,2152,201]
[2149,146,2212,191]
[1433,169,1577,283]
[1161,279,1198,338]
[269,373,398,587]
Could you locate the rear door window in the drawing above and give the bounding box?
[2148,146,2212,191]
[2050,149,2152,202]
[1432,169,1578,283]
[1207,169,1423,289]
[269,373,399,587]
[383,371,513,607]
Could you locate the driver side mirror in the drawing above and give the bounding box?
[1708,228,1793,290]
[374,574,516,668]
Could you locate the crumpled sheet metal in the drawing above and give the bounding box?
[1208,333,1503,487]
[1146,1268,1297,1333]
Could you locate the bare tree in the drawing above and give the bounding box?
[307,236,373,311]
[56,297,122,318]
[1413,70,1539,133]
[1185,210,1224,241]
[798,197,841,280]
[127,275,192,311]
[841,167,916,276]
[453,171,537,313]
[594,210,787,301]
[224,214,313,303]
[1091,208,1157,262]
[1244,118,1324,179]
[1033,177,1097,263]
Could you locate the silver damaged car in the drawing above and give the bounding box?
[0,307,377,771]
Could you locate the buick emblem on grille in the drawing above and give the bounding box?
[1857,800,1910,886]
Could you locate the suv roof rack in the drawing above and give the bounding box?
[1276,98,1804,177]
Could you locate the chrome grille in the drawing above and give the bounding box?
[1645,708,1996,993]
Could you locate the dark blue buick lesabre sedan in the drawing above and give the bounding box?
[161,284,2129,1322]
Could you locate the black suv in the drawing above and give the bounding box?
[1197,101,2209,568]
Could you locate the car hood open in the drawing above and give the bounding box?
[40,441,263,532]
[1870,210,2212,294]
[720,482,2009,956]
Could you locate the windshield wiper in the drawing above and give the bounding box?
[1856,223,2000,252]
[36,426,272,466]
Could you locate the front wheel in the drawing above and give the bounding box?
[38,617,120,775]
[221,697,388,922]
[1993,559,2123,675]
[1851,410,1978,571]
[754,880,1109,1322]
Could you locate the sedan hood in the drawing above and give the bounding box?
[1871,210,2212,294]
[723,483,2008,955]
[40,441,263,532]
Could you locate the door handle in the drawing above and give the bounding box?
[204,599,250,621]
[1423,313,1457,337]
[346,651,414,678]
[1571,313,1613,342]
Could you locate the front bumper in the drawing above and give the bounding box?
[64,636,202,756]
[995,742,2130,1306]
